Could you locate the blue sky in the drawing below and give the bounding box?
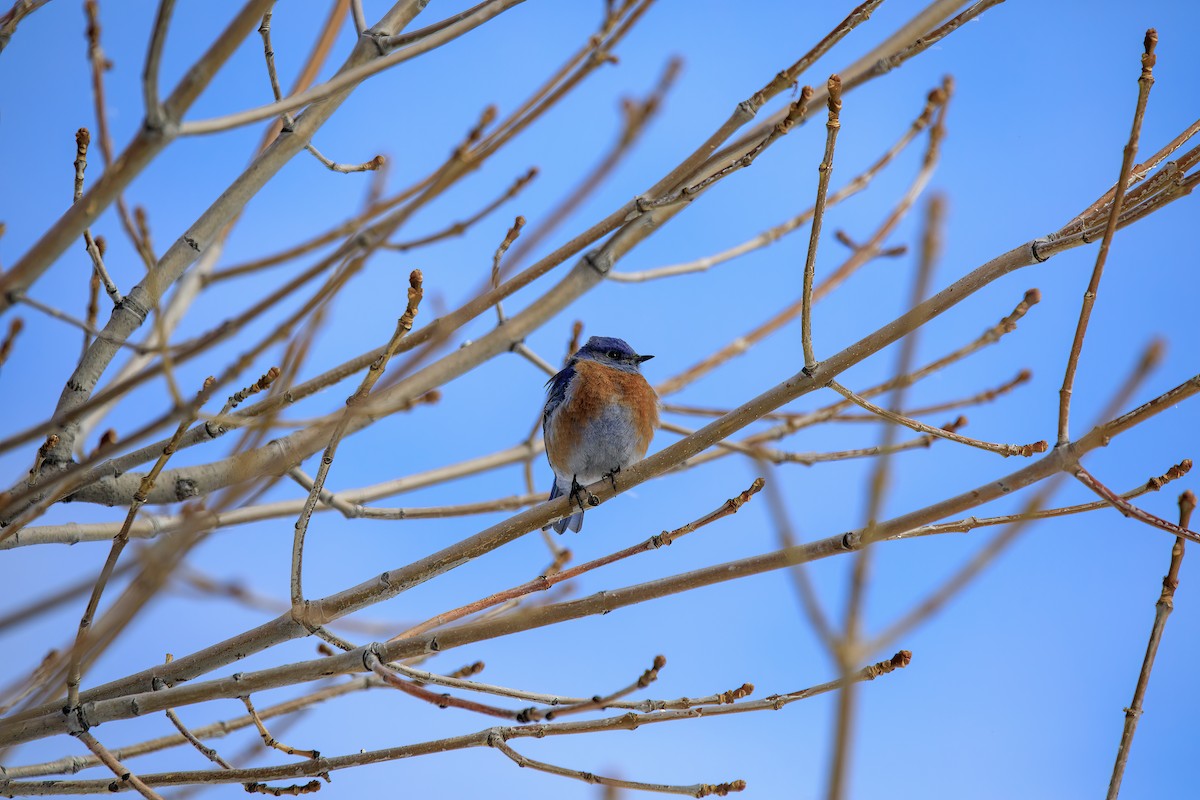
[2,1,1198,797]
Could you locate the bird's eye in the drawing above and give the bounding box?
[607,350,621,360]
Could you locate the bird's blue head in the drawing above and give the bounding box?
[575,336,653,373]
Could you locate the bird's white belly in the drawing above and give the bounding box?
[555,402,642,487]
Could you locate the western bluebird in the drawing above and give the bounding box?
[542,336,659,533]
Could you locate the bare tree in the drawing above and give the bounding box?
[0,1,1197,797]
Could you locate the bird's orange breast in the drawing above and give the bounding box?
[546,360,659,473]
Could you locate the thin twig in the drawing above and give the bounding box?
[1073,466,1199,544]
[63,378,215,707]
[142,0,176,130]
[488,732,745,797]
[290,271,423,620]
[511,342,557,376]
[180,0,530,136]
[537,655,667,721]
[1060,120,1200,236]
[304,144,386,174]
[163,707,233,770]
[0,318,23,372]
[665,369,1031,424]
[286,467,360,517]
[72,130,121,304]
[367,652,525,719]
[891,459,1191,539]
[490,216,525,324]
[801,74,842,369]
[11,292,149,354]
[1057,30,1157,445]
[241,696,320,760]
[380,168,537,253]
[379,657,746,715]
[258,9,385,175]
[74,730,165,800]
[826,369,1032,421]
[1106,490,1194,799]
[826,379,1047,457]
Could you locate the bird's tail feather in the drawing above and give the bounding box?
[545,482,583,534]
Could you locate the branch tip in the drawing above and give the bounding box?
[826,73,842,112]
[1140,338,1166,371]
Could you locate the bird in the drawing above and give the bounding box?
[542,336,659,533]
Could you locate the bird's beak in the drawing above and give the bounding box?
[637,354,654,363]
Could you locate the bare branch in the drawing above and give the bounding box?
[488,731,744,797]
[142,0,176,130]
[826,379,1047,457]
[1073,465,1199,544]
[0,317,24,372]
[0,0,51,52]
[74,730,165,800]
[290,271,423,617]
[801,74,843,369]
[240,696,320,761]
[891,459,1191,539]
[179,0,529,136]
[1106,490,1195,799]
[0,653,911,794]
[1057,30,1157,444]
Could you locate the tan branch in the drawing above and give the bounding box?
[488,732,744,797]
[0,653,909,794]
[74,731,164,800]
[801,74,843,368]
[1057,30,1157,444]
[826,379,1046,457]
[241,697,320,760]
[1106,490,1194,799]
[179,0,528,136]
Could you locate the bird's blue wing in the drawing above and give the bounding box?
[543,364,575,426]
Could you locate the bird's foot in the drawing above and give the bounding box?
[603,465,621,492]
[569,476,598,511]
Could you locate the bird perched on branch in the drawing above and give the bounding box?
[542,336,659,533]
